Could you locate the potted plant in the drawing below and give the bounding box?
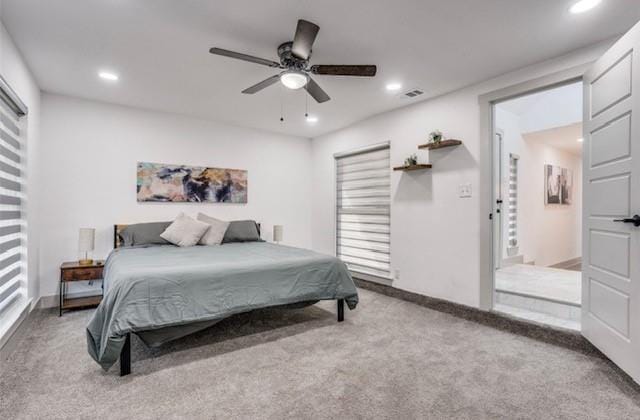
[404,153,418,166]
[428,130,443,145]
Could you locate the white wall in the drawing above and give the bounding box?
[310,41,611,308]
[0,20,41,306]
[38,94,312,300]
[524,141,582,267]
[497,107,582,267]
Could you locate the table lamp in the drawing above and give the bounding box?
[78,228,95,265]
[273,225,283,244]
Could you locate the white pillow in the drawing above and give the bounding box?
[160,213,210,247]
[196,213,230,246]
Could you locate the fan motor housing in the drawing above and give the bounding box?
[278,42,309,69]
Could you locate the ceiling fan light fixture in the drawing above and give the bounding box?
[570,0,601,14]
[98,71,119,82]
[209,19,376,103]
[280,70,308,90]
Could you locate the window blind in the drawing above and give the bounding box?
[336,144,390,279]
[507,153,519,251]
[0,80,27,339]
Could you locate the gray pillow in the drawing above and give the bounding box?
[222,220,262,244]
[197,213,230,246]
[119,222,172,247]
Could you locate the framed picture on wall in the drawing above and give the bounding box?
[545,164,572,205]
[137,162,248,203]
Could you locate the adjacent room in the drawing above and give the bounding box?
[1,1,640,419]
[493,82,583,330]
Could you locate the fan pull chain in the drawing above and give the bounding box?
[305,90,309,120]
[280,84,284,123]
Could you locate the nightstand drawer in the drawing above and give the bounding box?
[61,267,103,281]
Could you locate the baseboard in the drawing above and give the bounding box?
[38,294,59,309]
[350,271,393,286]
[550,257,582,270]
[31,296,41,310]
[0,299,32,361]
[501,254,523,267]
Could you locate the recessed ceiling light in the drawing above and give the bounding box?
[577,138,584,142]
[306,115,319,123]
[385,82,402,92]
[98,71,119,82]
[570,0,601,14]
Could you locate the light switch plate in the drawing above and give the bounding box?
[459,183,472,198]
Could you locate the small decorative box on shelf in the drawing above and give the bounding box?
[393,164,433,172]
[418,139,463,150]
[59,260,105,316]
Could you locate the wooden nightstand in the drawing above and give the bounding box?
[59,260,105,316]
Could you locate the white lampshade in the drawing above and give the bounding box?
[273,225,283,242]
[78,228,95,252]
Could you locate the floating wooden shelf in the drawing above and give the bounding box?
[418,139,462,150]
[393,164,433,172]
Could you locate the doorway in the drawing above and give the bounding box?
[492,81,583,330]
[479,18,640,385]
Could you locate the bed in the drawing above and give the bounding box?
[86,224,358,376]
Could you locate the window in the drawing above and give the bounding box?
[0,76,28,343]
[335,143,390,279]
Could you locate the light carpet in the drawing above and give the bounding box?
[1,288,639,419]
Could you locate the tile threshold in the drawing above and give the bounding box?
[496,288,581,307]
[494,303,580,331]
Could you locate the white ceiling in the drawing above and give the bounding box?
[497,81,583,155]
[524,123,583,156]
[497,82,582,117]
[2,0,639,138]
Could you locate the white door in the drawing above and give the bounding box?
[582,20,640,383]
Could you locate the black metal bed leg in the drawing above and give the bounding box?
[120,333,131,376]
[337,299,344,322]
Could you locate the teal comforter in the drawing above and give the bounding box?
[86,242,358,369]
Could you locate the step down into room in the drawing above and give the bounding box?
[494,264,581,330]
[494,292,580,331]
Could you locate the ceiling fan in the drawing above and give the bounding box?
[209,19,377,103]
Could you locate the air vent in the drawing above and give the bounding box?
[401,88,424,98]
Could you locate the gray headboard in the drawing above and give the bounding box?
[113,222,261,249]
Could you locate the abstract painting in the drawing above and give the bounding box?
[137,162,247,203]
[544,164,572,205]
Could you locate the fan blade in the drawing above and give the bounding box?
[209,47,281,68]
[291,20,319,60]
[242,74,281,94]
[304,77,330,103]
[311,65,377,77]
